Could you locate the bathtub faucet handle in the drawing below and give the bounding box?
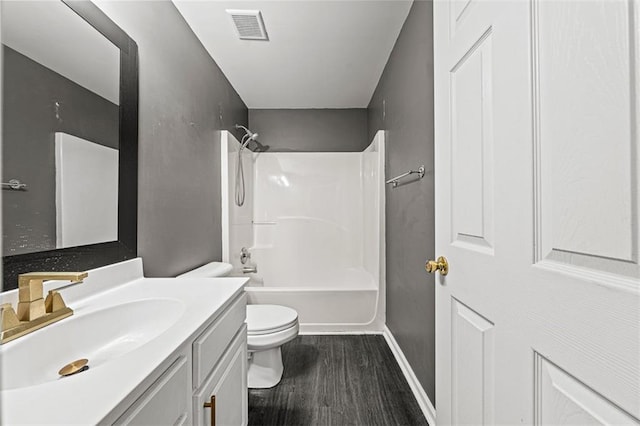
[240,247,251,265]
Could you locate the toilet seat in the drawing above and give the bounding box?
[246,305,298,335]
[247,323,299,352]
[246,305,299,352]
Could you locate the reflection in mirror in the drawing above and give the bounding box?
[2,0,138,291]
[2,0,120,256]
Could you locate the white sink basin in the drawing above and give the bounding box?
[0,298,185,391]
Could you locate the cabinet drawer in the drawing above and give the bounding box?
[114,356,190,425]
[193,326,248,426]
[193,293,246,388]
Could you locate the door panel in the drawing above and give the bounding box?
[534,354,639,425]
[449,0,478,38]
[451,299,495,425]
[533,0,639,278]
[450,30,495,254]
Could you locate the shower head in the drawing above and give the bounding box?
[252,141,270,152]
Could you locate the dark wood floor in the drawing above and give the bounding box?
[248,335,428,426]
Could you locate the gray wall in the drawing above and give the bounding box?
[249,109,369,152]
[367,0,435,402]
[1,4,3,290]
[95,1,248,277]
[2,46,119,256]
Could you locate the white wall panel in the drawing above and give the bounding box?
[221,131,254,267]
[253,152,364,285]
[362,131,385,284]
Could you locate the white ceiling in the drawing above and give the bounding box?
[173,0,412,109]
[1,0,120,105]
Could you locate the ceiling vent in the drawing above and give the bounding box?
[226,9,268,41]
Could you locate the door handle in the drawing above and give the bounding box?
[425,256,449,276]
[204,395,216,426]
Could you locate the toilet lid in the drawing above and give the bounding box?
[246,305,298,335]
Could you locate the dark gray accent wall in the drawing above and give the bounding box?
[367,1,435,402]
[94,1,248,277]
[2,45,119,256]
[249,109,368,152]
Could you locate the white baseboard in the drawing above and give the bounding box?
[383,326,436,426]
[298,330,384,335]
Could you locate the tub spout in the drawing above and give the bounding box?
[243,266,257,274]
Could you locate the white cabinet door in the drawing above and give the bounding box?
[114,356,190,426]
[434,0,640,424]
[194,326,248,426]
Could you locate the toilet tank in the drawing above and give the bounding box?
[177,262,233,278]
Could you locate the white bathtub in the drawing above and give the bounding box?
[236,263,383,334]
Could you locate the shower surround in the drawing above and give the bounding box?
[221,131,385,333]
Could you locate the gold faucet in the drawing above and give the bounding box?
[1,272,88,344]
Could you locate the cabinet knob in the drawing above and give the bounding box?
[203,395,216,426]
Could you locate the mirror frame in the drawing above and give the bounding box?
[2,0,138,290]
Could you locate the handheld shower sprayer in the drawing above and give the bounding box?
[233,124,259,207]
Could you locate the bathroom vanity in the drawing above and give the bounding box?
[0,259,248,425]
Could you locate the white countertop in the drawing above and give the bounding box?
[0,259,247,425]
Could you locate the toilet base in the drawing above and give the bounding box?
[248,347,284,389]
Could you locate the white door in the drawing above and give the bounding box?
[433,0,640,424]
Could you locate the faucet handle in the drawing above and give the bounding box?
[240,247,251,265]
[45,291,68,313]
[1,303,20,331]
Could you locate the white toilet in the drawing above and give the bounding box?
[178,262,299,389]
[246,304,298,388]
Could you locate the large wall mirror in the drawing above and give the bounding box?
[1,0,138,290]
